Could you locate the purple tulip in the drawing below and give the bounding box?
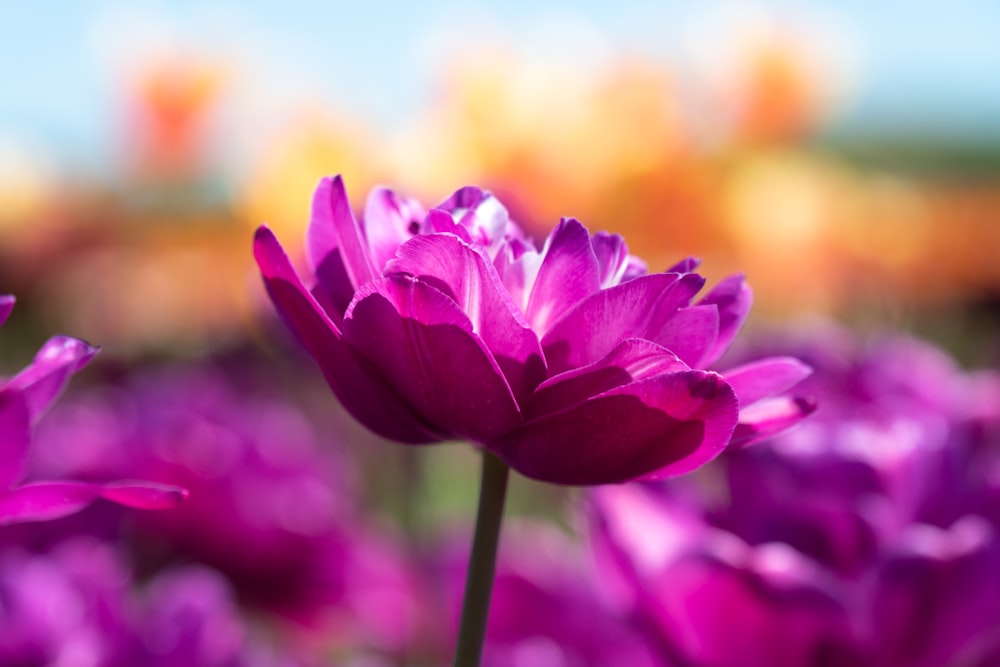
[32,362,423,654]
[0,295,186,525]
[254,177,814,485]
[589,327,1000,667]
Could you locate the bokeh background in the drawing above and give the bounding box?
[2,1,1000,665]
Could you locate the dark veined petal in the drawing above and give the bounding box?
[6,335,98,424]
[343,274,522,444]
[730,395,818,448]
[491,370,738,485]
[0,480,187,525]
[724,357,813,406]
[255,225,443,444]
[525,338,688,420]
[525,218,602,336]
[542,272,706,376]
[0,294,13,327]
[0,389,30,490]
[697,274,753,366]
[306,175,377,319]
[386,233,546,403]
[362,186,426,273]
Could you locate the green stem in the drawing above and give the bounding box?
[453,451,510,667]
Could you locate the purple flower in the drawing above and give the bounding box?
[0,295,186,525]
[254,177,813,484]
[588,327,1000,666]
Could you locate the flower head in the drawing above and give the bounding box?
[255,177,813,484]
[0,295,187,524]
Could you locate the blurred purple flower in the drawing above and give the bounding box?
[0,538,315,667]
[588,326,1000,667]
[254,177,814,485]
[433,521,660,667]
[33,362,422,655]
[0,295,186,525]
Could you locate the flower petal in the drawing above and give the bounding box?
[654,305,720,368]
[343,275,522,444]
[434,186,509,252]
[525,339,688,420]
[99,480,190,509]
[492,370,738,485]
[541,272,706,376]
[0,294,13,327]
[724,357,813,406]
[0,389,31,490]
[591,232,630,288]
[362,186,425,272]
[697,274,753,366]
[255,225,442,444]
[0,480,187,525]
[386,233,546,403]
[730,395,818,448]
[525,218,602,336]
[306,176,377,319]
[7,335,98,423]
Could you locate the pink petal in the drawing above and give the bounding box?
[0,389,31,490]
[386,233,546,403]
[362,186,426,272]
[7,335,98,423]
[591,232,630,288]
[343,274,522,444]
[731,395,818,448]
[525,218,601,336]
[541,272,705,376]
[525,338,688,420]
[434,186,509,252]
[99,480,189,509]
[306,176,377,319]
[655,305,720,368]
[724,357,813,406]
[697,274,753,366]
[255,226,442,444]
[0,480,188,525]
[492,370,738,485]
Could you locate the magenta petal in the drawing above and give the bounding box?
[0,390,31,490]
[698,274,753,365]
[434,186,509,250]
[386,233,546,403]
[492,370,738,485]
[655,305,720,368]
[7,335,98,423]
[724,357,813,406]
[667,257,701,273]
[99,480,189,509]
[525,339,688,420]
[730,395,818,448]
[542,272,706,376]
[362,186,425,272]
[591,232,630,288]
[0,481,102,524]
[525,218,602,335]
[0,294,13,327]
[306,176,377,318]
[344,275,522,444]
[255,226,442,443]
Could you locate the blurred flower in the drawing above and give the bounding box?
[33,361,423,657]
[256,177,814,485]
[0,295,185,525]
[589,325,1000,666]
[431,521,659,667]
[0,538,315,667]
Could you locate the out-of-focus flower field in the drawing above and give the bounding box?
[1,2,999,665]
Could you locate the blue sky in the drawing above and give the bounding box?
[3,0,1000,164]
